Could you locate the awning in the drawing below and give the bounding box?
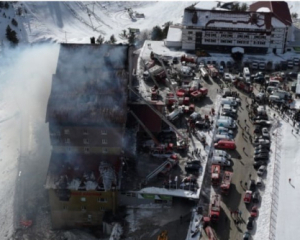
[232,47,244,54]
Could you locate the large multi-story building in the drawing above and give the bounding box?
[45,43,130,229]
[167,1,292,54]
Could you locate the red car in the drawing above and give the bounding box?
[244,190,252,204]
[250,206,258,218]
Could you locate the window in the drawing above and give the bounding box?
[84,147,90,154]
[211,34,216,37]
[101,129,107,135]
[83,129,88,135]
[100,207,106,211]
[63,205,68,210]
[227,40,232,43]
[102,148,108,154]
[81,197,86,202]
[81,206,86,211]
[67,147,72,152]
[83,138,89,144]
[187,37,192,41]
[102,139,107,145]
[188,31,193,34]
[211,39,217,43]
[97,198,107,203]
[64,138,70,144]
[64,129,70,135]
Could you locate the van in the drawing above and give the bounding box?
[167,107,183,121]
[221,98,238,107]
[266,86,278,94]
[243,67,251,82]
[268,80,280,87]
[214,134,232,143]
[217,126,234,135]
[269,95,284,103]
[214,150,231,159]
[214,140,236,150]
[217,119,236,129]
[223,104,237,113]
[272,89,291,99]
[211,156,231,166]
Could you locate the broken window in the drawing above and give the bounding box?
[101,129,107,135]
[102,139,107,144]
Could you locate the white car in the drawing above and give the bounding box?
[253,138,270,146]
[257,165,266,176]
[261,128,270,139]
[224,73,232,82]
[217,126,234,135]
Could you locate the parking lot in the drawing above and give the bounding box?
[128,40,300,239]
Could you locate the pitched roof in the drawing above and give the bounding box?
[250,1,292,26]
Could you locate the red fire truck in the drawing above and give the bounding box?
[209,194,221,222]
[220,171,233,195]
[233,78,253,93]
[211,164,221,186]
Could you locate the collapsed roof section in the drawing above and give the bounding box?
[45,153,122,191]
[46,44,129,127]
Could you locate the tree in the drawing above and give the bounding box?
[11,18,18,27]
[151,26,163,40]
[0,2,4,8]
[231,3,240,11]
[128,32,136,45]
[162,22,171,39]
[240,3,248,12]
[4,2,9,9]
[292,12,298,19]
[96,34,104,44]
[6,25,18,44]
[110,34,116,44]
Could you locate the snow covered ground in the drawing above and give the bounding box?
[274,117,300,240]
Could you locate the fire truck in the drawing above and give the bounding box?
[206,64,219,78]
[233,78,253,93]
[181,54,196,63]
[211,164,221,186]
[209,194,221,222]
[220,171,233,195]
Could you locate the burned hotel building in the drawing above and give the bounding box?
[45,43,130,229]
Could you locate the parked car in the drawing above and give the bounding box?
[221,110,237,118]
[254,153,269,161]
[247,217,254,230]
[251,206,259,218]
[244,190,252,204]
[253,115,268,121]
[253,138,270,147]
[288,60,294,69]
[254,149,269,155]
[185,162,201,171]
[253,161,268,169]
[256,176,263,187]
[254,125,262,134]
[253,120,272,127]
[257,165,267,176]
[252,191,260,203]
[243,231,251,240]
[223,73,232,81]
[261,128,270,139]
[172,57,179,64]
[288,71,298,80]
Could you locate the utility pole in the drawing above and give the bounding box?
[65,31,67,43]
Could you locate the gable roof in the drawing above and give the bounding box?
[250,1,292,26]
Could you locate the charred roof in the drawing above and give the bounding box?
[45,153,122,191]
[46,44,129,127]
